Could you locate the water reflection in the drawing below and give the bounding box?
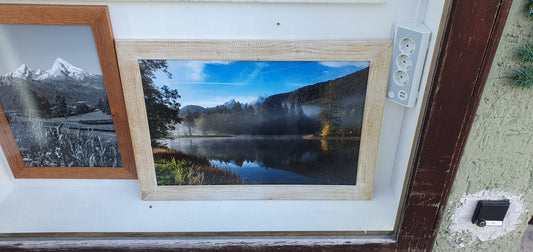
[210,160,319,184]
[167,135,359,185]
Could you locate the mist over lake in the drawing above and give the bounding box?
[141,60,369,185]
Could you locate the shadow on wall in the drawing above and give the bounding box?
[520,223,533,252]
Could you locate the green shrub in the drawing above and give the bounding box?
[514,67,533,89]
[520,43,533,62]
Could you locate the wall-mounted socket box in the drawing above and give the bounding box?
[386,23,431,107]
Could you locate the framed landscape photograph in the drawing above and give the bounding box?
[116,40,391,200]
[0,5,136,179]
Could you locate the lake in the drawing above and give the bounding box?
[167,135,360,185]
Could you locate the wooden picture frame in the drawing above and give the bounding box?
[116,40,391,200]
[0,5,137,179]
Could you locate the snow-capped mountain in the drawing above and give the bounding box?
[250,95,267,108]
[182,95,268,112]
[36,58,95,82]
[223,99,239,109]
[0,59,108,114]
[221,95,267,109]
[4,64,34,80]
[2,58,101,84]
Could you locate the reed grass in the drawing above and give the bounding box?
[153,148,242,185]
[11,119,121,167]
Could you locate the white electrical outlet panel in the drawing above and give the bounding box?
[387,23,431,107]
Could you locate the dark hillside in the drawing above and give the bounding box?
[259,67,369,128]
[260,67,369,108]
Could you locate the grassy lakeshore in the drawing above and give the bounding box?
[153,148,242,185]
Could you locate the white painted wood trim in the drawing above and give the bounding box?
[0,237,395,250]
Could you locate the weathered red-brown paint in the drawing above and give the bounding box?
[396,0,512,251]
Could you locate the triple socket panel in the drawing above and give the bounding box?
[387,23,431,107]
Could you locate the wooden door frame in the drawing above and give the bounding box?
[395,0,513,250]
[0,0,513,251]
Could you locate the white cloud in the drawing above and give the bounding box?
[172,81,244,86]
[209,61,233,65]
[184,61,206,81]
[319,61,370,68]
[182,61,234,82]
[244,62,268,82]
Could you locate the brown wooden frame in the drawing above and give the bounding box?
[0,5,137,179]
[0,0,513,250]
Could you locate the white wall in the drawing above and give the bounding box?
[0,0,445,234]
[0,146,14,203]
[107,1,413,40]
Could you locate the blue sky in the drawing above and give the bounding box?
[152,60,369,107]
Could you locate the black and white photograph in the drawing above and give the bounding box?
[0,24,122,167]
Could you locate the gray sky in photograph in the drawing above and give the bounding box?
[0,24,102,75]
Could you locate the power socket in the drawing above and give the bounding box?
[387,23,431,107]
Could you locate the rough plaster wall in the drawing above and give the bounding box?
[434,0,533,251]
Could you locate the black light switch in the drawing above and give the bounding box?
[471,200,510,227]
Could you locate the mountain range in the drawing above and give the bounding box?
[183,67,369,127]
[2,58,103,85]
[223,95,267,109]
[0,58,107,115]
[182,95,268,114]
